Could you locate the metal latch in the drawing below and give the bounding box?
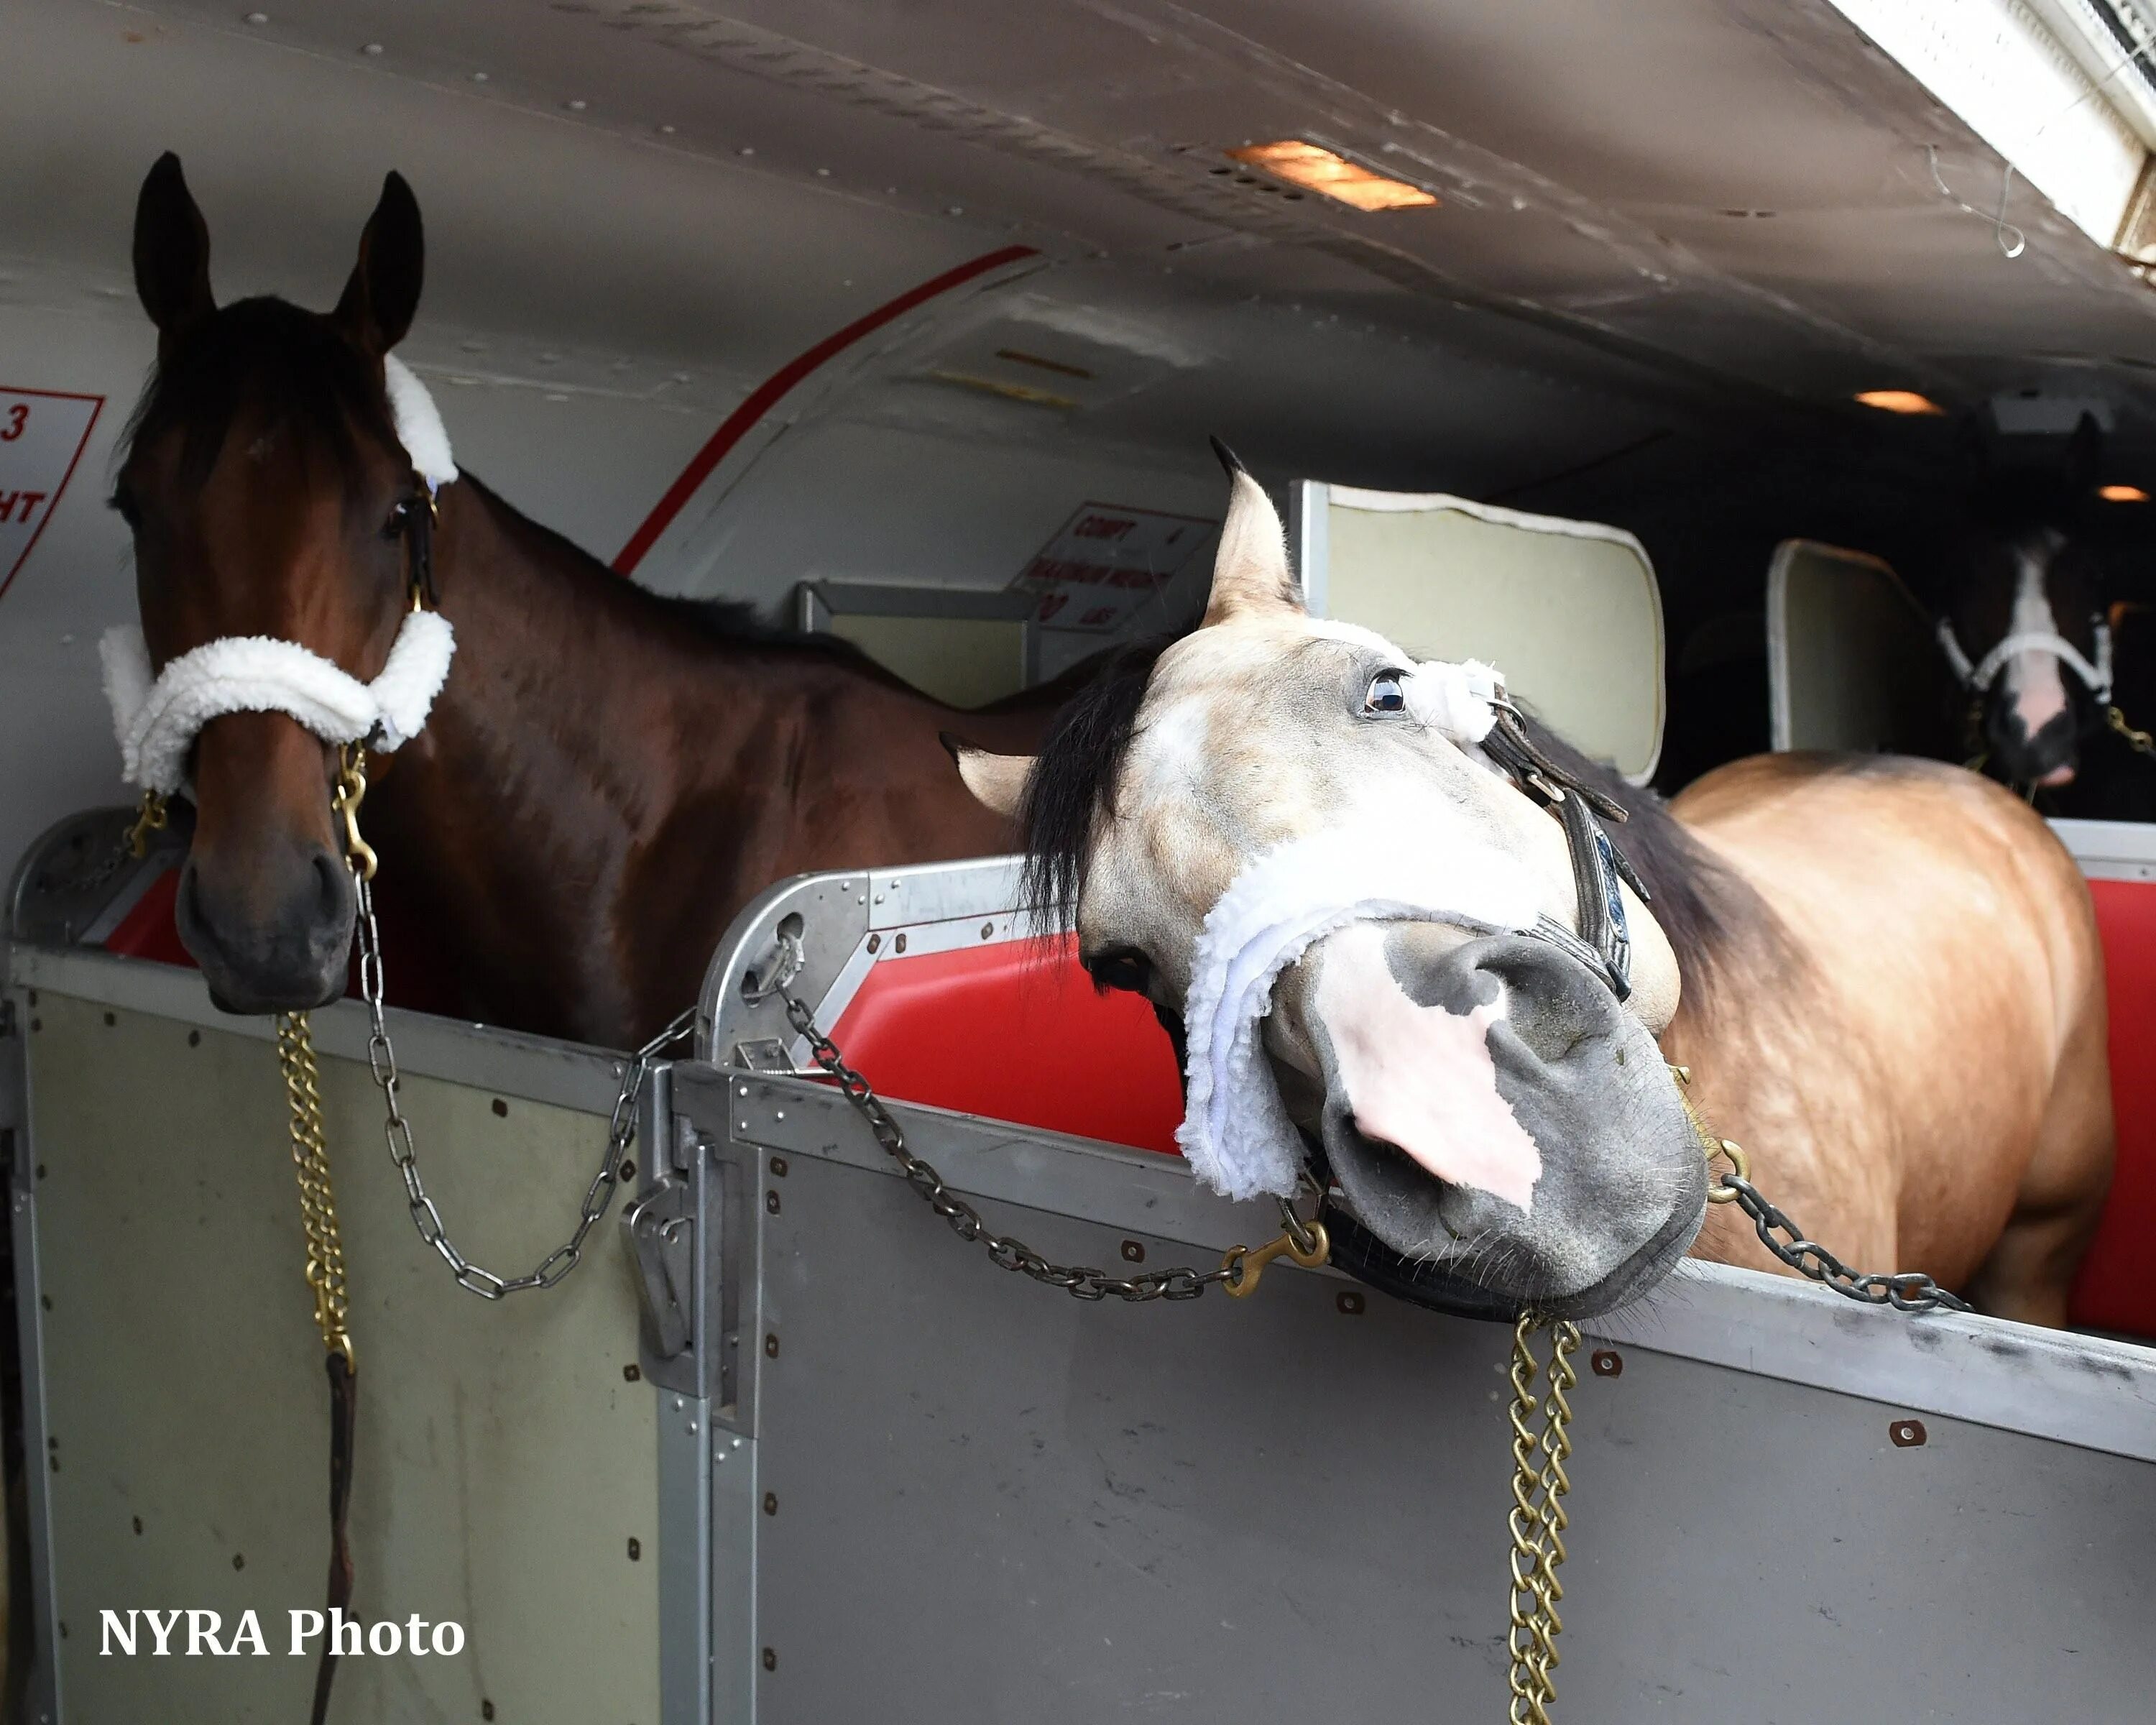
[624,1172,695,1359]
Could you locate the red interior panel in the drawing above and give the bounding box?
[826,933,1183,1155]
[102,868,193,967]
[2068,877,2156,1338]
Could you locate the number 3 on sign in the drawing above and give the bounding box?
[0,385,106,605]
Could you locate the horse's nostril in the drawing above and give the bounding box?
[311,849,353,921]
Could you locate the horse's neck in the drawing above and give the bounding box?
[375,479,747,1039]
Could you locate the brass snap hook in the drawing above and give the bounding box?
[1705,1137,1750,1203]
[1220,1218,1330,1300]
[332,743,378,881]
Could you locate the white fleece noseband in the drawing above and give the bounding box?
[1174,655,1535,1201]
[98,355,459,796]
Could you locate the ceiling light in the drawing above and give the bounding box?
[1225,141,1437,212]
[1855,389,1945,415]
[2099,483,2150,501]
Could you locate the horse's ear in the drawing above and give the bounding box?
[2069,411,2104,494]
[1203,439,1302,625]
[335,172,424,355]
[946,738,1036,821]
[134,152,215,350]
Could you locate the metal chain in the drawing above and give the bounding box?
[1506,1313,1580,1725]
[2109,704,2156,757]
[771,981,1299,1300]
[337,746,695,1299]
[274,1011,355,1368]
[1675,1077,1971,1314]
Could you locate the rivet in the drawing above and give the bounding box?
[981,922,995,939]
[566,98,588,111]
[867,932,882,953]
[763,1492,778,1515]
[244,11,268,22]
[659,123,677,134]
[774,1110,785,1122]
[764,1333,780,1358]
[687,1421,699,1434]
[623,1363,641,1382]
[673,1397,685,1411]
[101,1011,114,1028]
[770,1155,788,1177]
[1120,1241,1145,1264]
[492,1098,508,1117]
[1591,1350,1623,1377]
[470,70,490,83]
[188,1030,200,1046]
[732,1436,743,1449]
[1335,1291,1365,1316]
[765,1190,781,1214]
[627,1537,642,1560]
[738,1085,750,1098]
[361,42,384,56]
[762,1647,777,1671]
[619,1159,635,1182]
[1890,1418,1927,1448]
[739,145,756,156]
[816,167,831,177]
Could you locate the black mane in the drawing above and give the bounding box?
[1018,640,1773,1003]
[124,297,397,489]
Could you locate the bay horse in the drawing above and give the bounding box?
[952,455,2114,1325]
[116,154,1078,1048]
[1934,415,2156,816]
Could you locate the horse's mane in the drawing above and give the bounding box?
[1018,636,1775,1006]
[124,298,397,491]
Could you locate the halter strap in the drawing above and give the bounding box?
[1935,615,2113,703]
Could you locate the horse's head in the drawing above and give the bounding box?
[116,153,429,1012]
[1939,418,2112,789]
[954,457,1705,1317]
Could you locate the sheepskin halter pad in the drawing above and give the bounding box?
[1175,656,1539,1201]
[98,356,459,797]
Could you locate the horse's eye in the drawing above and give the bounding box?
[382,498,415,541]
[1087,947,1153,995]
[1363,669,1409,715]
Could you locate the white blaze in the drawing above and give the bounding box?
[2005,547,2070,739]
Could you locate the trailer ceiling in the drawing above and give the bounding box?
[13,0,2156,483]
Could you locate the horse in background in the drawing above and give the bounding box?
[114,154,1089,1049]
[1933,414,2156,819]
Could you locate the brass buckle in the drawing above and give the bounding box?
[333,744,378,881]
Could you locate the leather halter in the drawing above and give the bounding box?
[1481,706,1647,1002]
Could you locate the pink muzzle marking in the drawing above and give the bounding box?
[1314,925,1543,1212]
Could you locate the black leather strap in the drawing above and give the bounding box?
[308,1350,357,1725]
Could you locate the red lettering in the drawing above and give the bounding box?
[1036,594,1069,620]
[1072,515,1135,541]
[0,402,27,441]
[1078,605,1118,627]
[0,492,17,523]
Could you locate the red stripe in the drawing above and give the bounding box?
[612,244,1040,575]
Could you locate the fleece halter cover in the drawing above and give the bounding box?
[1174,657,1546,1202]
[99,355,459,797]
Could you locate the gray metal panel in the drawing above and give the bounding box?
[739,1146,2155,1724]
[15,986,663,1724]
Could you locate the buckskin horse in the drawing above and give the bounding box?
[952,454,2114,1325]
[114,154,1085,1048]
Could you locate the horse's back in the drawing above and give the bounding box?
[1667,751,2112,1312]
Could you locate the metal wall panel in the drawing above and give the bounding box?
[736,1142,2155,1724]
[19,989,661,1724]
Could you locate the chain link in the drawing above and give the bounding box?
[1506,1313,1580,1725]
[351,869,693,1297]
[775,985,1256,1301]
[274,1011,355,1368]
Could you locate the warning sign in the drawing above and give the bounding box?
[1009,502,1215,634]
[0,386,104,604]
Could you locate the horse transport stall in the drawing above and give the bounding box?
[9,1,2156,1721]
[11,492,2156,1721]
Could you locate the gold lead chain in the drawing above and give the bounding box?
[276,1011,354,1371]
[1506,1312,1581,1725]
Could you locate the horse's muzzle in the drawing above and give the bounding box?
[176,842,356,1013]
[1269,924,1706,1318]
